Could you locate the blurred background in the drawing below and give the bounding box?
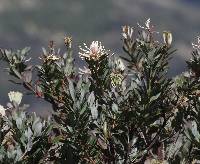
[0,0,200,115]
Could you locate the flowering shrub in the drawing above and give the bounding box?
[0,18,200,163]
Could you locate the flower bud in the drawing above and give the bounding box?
[8,91,23,105]
[163,31,172,47]
[64,36,72,49]
[115,58,125,71]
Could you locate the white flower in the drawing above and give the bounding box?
[137,18,151,30]
[79,41,107,60]
[137,18,158,34]
[115,58,125,71]
[122,25,134,39]
[145,18,151,29]
[192,36,200,49]
[163,31,172,46]
[0,105,6,116]
[8,91,23,105]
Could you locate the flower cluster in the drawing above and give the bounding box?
[110,72,123,88]
[79,41,107,61]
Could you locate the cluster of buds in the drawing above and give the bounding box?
[44,54,60,61]
[79,41,107,61]
[110,72,123,88]
[64,36,72,49]
[39,41,60,62]
[163,31,173,47]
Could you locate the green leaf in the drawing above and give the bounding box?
[149,92,161,103]
[11,67,22,79]
[68,79,75,102]
[88,92,98,119]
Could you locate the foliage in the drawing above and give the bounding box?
[0,92,51,164]
[0,19,200,163]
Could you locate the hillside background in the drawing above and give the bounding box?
[0,0,200,115]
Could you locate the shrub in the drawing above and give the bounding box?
[0,18,200,163]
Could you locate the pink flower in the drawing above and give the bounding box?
[79,41,107,60]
